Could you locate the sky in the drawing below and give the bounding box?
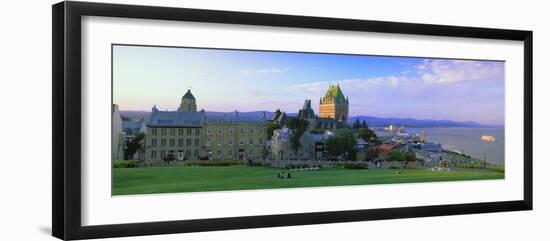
[113,45,505,125]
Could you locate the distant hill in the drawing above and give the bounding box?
[120,111,151,121]
[348,116,496,128]
[120,111,494,128]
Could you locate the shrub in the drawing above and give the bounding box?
[388,166,400,169]
[342,163,369,169]
[113,160,140,168]
[487,165,505,173]
[197,160,243,166]
[457,163,482,169]
[250,162,271,167]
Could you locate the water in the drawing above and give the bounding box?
[377,127,505,164]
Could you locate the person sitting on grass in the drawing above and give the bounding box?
[287,171,292,179]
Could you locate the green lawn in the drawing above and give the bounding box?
[112,165,504,195]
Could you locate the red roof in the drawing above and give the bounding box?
[378,144,396,151]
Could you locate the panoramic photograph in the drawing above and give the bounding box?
[111,44,505,196]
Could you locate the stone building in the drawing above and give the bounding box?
[111,104,125,161]
[144,90,267,163]
[203,114,267,161]
[270,127,330,161]
[295,99,339,131]
[319,84,349,122]
[271,109,287,126]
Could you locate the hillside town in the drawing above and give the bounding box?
[113,85,487,170]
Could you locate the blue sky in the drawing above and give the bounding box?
[113,45,505,125]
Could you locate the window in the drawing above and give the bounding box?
[229,137,233,145]
[169,139,175,147]
[160,150,166,158]
[161,128,166,136]
[239,136,244,145]
[217,128,222,135]
[249,138,253,145]
[186,138,192,146]
[161,139,166,146]
[178,138,184,146]
[239,128,244,134]
[228,150,233,157]
[170,129,175,136]
[217,150,221,158]
[207,127,211,135]
[259,138,263,144]
[187,129,192,135]
[195,138,200,146]
[186,149,191,158]
[217,137,222,146]
[195,129,200,135]
[152,128,157,136]
[228,128,233,135]
[151,139,157,147]
[250,128,254,134]
[151,151,157,158]
[259,128,264,134]
[178,128,184,135]
[206,137,211,146]
[194,149,199,158]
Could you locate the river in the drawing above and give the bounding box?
[376,127,505,164]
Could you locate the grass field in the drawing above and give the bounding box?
[112,165,504,195]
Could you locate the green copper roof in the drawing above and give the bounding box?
[323,85,347,103]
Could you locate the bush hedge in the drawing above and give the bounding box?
[113,160,140,168]
[196,160,243,166]
[456,163,482,169]
[341,163,369,169]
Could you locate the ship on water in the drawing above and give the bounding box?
[480,134,496,142]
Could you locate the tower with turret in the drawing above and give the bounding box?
[319,84,349,122]
[179,89,197,112]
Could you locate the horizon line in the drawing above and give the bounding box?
[117,108,503,126]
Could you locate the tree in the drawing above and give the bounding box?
[266,121,281,140]
[361,120,368,128]
[386,150,405,166]
[357,128,377,142]
[286,118,309,159]
[404,151,416,168]
[121,115,132,121]
[124,132,145,160]
[386,149,405,162]
[386,150,416,168]
[325,129,357,161]
[163,152,176,164]
[404,151,416,162]
[352,119,361,129]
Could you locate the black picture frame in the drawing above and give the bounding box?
[52,1,533,240]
